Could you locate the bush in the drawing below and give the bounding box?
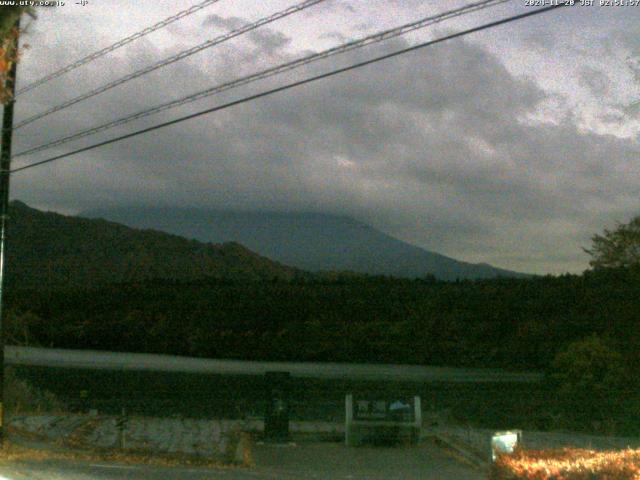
[490,447,640,479]
[5,367,65,414]
[5,309,41,347]
[547,336,631,432]
[223,429,253,466]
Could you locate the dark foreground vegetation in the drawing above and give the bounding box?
[4,201,640,433]
[6,267,638,370]
[6,266,640,434]
[16,365,546,431]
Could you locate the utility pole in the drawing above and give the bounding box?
[0,18,21,447]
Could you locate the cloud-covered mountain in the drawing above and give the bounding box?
[82,206,530,280]
[16,10,639,276]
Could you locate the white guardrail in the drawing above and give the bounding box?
[4,346,543,383]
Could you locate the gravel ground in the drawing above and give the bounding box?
[12,413,639,467]
[9,414,237,457]
[433,424,640,461]
[0,441,484,480]
[8,414,344,458]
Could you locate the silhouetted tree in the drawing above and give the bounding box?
[585,215,640,269]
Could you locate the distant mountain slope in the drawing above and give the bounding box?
[81,207,529,280]
[6,201,300,288]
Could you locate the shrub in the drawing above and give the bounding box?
[223,428,253,466]
[490,447,640,479]
[5,367,65,414]
[547,336,630,432]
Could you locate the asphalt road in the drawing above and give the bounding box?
[0,441,484,479]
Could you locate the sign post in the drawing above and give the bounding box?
[264,371,290,443]
[345,394,421,446]
[116,407,129,450]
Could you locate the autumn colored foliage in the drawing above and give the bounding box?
[490,447,640,480]
[0,25,21,104]
[0,6,33,104]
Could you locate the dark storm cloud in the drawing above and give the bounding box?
[11,12,640,274]
[248,29,292,55]
[628,57,640,84]
[204,14,245,30]
[579,66,611,97]
[621,101,640,119]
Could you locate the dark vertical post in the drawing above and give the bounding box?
[264,371,290,443]
[0,18,20,447]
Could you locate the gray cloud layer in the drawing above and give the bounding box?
[9,2,640,275]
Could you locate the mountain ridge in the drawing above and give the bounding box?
[6,200,302,289]
[81,206,530,280]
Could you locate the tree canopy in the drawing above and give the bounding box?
[0,7,33,104]
[585,215,640,269]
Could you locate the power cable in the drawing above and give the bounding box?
[14,0,509,159]
[11,3,572,174]
[13,0,327,130]
[17,0,225,96]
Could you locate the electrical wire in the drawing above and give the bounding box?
[11,3,572,174]
[14,0,510,159]
[13,0,328,130]
[16,0,225,96]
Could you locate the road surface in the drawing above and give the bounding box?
[0,441,484,479]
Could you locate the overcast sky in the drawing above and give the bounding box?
[8,0,640,275]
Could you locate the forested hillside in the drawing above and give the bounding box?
[5,201,302,288]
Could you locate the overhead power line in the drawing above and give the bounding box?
[14,0,509,159]
[17,0,224,96]
[11,3,571,174]
[13,0,327,130]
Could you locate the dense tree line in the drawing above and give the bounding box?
[5,266,639,373]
